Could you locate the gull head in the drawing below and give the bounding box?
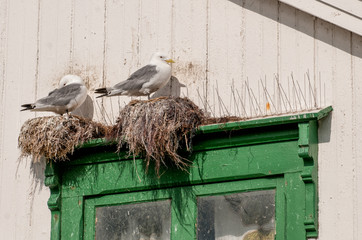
[150,52,175,65]
[59,75,85,88]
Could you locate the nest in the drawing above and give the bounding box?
[242,230,275,240]
[18,115,108,161]
[108,97,205,175]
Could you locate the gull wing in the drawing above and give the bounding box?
[37,83,83,106]
[113,65,158,91]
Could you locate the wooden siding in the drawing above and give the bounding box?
[0,0,361,239]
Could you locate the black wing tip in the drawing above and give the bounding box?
[20,104,34,111]
[95,87,109,98]
[95,87,107,93]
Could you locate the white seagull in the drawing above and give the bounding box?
[21,75,88,115]
[95,52,175,99]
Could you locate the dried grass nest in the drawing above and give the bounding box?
[18,115,108,161]
[108,97,205,175]
[18,97,242,175]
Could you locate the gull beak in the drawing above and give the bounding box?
[165,59,175,63]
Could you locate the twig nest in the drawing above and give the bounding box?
[241,230,275,240]
[18,115,108,162]
[108,97,205,175]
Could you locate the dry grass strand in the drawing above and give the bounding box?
[18,115,108,162]
[108,97,205,176]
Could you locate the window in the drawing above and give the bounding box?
[45,107,332,240]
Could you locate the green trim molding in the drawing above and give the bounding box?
[45,106,332,240]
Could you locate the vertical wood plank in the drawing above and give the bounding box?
[243,0,279,117]
[139,0,172,61]
[330,25,353,240]
[61,197,84,240]
[0,0,45,239]
[314,18,335,240]
[98,0,144,123]
[0,0,9,189]
[351,33,362,240]
[258,0,279,116]
[278,3,297,113]
[294,10,316,110]
[278,4,317,113]
[71,0,106,122]
[35,0,73,118]
[316,19,353,240]
[137,0,173,99]
[101,0,126,123]
[172,0,208,108]
[208,0,245,117]
[285,173,306,240]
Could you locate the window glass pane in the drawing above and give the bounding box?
[197,190,275,240]
[95,200,171,240]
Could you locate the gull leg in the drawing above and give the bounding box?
[65,109,72,119]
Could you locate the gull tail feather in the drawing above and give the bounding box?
[21,104,34,111]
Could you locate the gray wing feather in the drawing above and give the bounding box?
[114,65,158,91]
[38,84,82,106]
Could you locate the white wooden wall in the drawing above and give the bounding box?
[0,0,361,239]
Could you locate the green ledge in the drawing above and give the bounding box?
[80,106,332,148]
[197,106,333,134]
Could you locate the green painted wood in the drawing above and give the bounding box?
[61,197,84,240]
[298,120,319,237]
[50,211,61,240]
[46,107,332,239]
[197,106,332,134]
[285,173,306,240]
[275,178,286,240]
[60,140,300,198]
[192,123,298,151]
[44,164,61,240]
[84,178,280,240]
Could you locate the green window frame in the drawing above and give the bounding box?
[45,106,332,240]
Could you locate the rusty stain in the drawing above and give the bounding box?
[70,186,75,190]
[78,200,81,206]
[54,214,59,221]
[173,61,206,84]
[188,62,194,70]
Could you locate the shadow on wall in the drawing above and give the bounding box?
[228,0,362,58]
[72,95,94,120]
[318,112,332,143]
[151,76,186,99]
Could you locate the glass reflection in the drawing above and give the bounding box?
[95,200,171,240]
[197,190,275,240]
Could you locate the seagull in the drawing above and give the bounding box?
[95,52,175,99]
[21,75,88,115]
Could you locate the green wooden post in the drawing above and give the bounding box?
[298,120,319,237]
[61,197,84,240]
[44,163,61,240]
